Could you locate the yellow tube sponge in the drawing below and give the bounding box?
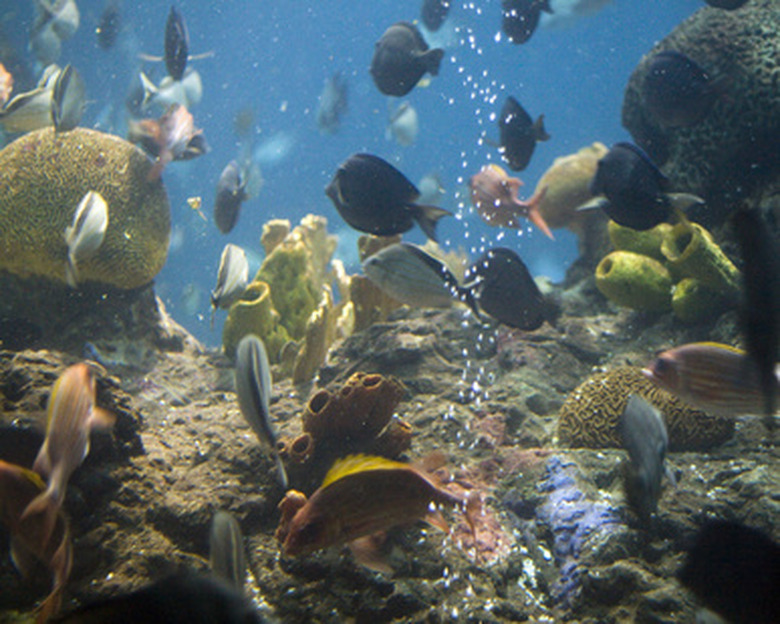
[671,278,728,324]
[222,280,290,361]
[608,221,672,262]
[595,251,672,312]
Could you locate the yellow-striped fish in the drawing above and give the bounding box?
[642,342,779,418]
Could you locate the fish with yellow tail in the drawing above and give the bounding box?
[642,342,780,419]
[21,363,115,547]
[276,454,479,570]
[0,460,72,623]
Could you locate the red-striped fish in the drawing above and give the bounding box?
[642,342,780,418]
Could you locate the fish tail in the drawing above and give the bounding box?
[20,486,60,551]
[457,285,486,323]
[139,71,158,110]
[534,115,551,142]
[526,186,554,240]
[64,254,79,288]
[412,204,453,243]
[422,48,445,76]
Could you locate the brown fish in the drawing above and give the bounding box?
[278,454,473,559]
[0,62,13,107]
[21,363,114,546]
[0,460,72,622]
[469,163,553,239]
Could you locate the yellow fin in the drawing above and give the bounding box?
[320,454,408,489]
[692,342,746,356]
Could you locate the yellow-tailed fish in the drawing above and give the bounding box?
[64,190,109,288]
[642,342,780,418]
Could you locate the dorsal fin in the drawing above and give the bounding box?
[320,454,407,489]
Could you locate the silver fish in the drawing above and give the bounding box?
[417,171,445,206]
[386,101,418,147]
[209,510,246,591]
[51,64,85,132]
[64,191,109,288]
[619,394,672,519]
[234,334,288,489]
[33,0,80,41]
[316,71,348,134]
[139,69,202,111]
[210,243,248,323]
[214,160,263,235]
[0,64,60,133]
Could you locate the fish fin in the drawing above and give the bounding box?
[348,533,392,574]
[20,487,59,551]
[541,0,554,14]
[534,115,550,142]
[411,204,453,243]
[576,197,609,213]
[524,186,554,240]
[64,254,78,288]
[664,465,677,488]
[424,508,450,534]
[89,406,116,431]
[321,454,407,489]
[273,451,289,490]
[420,48,445,76]
[456,285,487,323]
[668,193,705,223]
[505,176,523,194]
[138,71,158,109]
[10,536,37,579]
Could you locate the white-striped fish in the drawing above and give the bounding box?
[0,64,60,133]
[210,243,248,325]
[209,510,246,591]
[51,63,85,132]
[642,342,780,418]
[64,190,109,288]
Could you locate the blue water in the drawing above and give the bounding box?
[6,0,700,346]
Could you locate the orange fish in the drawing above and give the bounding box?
[128,103,207,180]
[0,460,72,623]
[0,62,13,107]
[469,163,553,239]
[277,454,476,562]
[21,363,114,546]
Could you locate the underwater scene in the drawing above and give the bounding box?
[0,0,778,622]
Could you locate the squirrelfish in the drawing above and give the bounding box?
[64,190,109,288]
[642,342,780,418]
[21,363,115,545]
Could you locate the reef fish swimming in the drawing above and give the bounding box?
[165,6,190,81]
[497,95,550,171]
[96,0,121,50]
[421,0,452,32]
[502,0,553,45]
[316,71,348,134]
[51,63,86,132]
[0,64,60,133]
[139,68,203,111]
[370,22,444,96]
[64,190,109,288]
[209,510,246,591]
[326,153,452,242]
[210,243,249,322]
[469,163,553,239]
[214,160,252,234]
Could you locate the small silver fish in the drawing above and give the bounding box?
[0,64,60,133]
[209,510,246,591]
[64,191,109,288]
[210,243,248,324]
[33,0,80,41]
[316,71,348,134]
[234,334,288,489]
[386,101,418,147]
[51,64,85,132]
[417,171,445,206]
[139,69,203,111]
[619,394,673,519]
[214,160,263,234]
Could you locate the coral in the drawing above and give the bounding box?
[260,219,291,255]
[671,277,727,324]
[556,366,734,451]
[622,1,780,220]
[595,251,672,312]
[0,127,170,289]
[660,221,740,296]
[221,280,290,361]
[608,221,672,262]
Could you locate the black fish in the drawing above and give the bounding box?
[498,96,550,171]
[214,161,248,234]
[165,6,189,81]
[326,153,452,242]
[732,204,780,425]
[678,520,780,624]
[370,22,444,97]
[96,1,121,50]
[589,142,672,230]
[501,0,553,45]
[643,50,725,128]
[316,72,348,134]
[704,0,749,9]
[421,0,451,32]
[464,247,558,330]
[52,571,267,623]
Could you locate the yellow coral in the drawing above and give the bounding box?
[595,251,672,312]
[222,280,290,361]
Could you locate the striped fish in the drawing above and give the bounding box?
[642,342,780,418]
[209,510,246,591]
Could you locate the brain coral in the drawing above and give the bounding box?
[622,0,780,223]
[0,127,170,289]
[557,366,734,451]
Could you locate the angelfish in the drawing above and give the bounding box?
[51,63,85,132]
[64,190,109,288]
[210,243,248,325]
[234,334,288,489]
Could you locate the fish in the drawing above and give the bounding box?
[732,205,780,423]
[0,460,72,623]
[497,96,549,172]
[96,0,121,50]
[539,0,613,29]
[316,72,348,135]
[421,0,452,32]
[501,0,553,45]
[643,50,727,128]
[619,394,672,519]
[417,171,445,206]
[210,243,249,321]
[370,22,444,97]
[214,160,263,234]
[326,153,452,242]
[30,0,80,65]
[280,454,471,558]
[0,64,60,134]
[234,334,288,489]
[165,6,189,81]
[53,571,266,624]
[51,64,86,132]
[0,62,13,107]
[586,142,704,231]
[703,0,749,7]
[21,363,115,548]
[386,100,419,147]
[139,68,203,111]
[64,191,109,288]
[678,520,780,624]
[463,247,559,330]
[469,163,553,239]
[209,511,246,591]
[128,103,207,180]
[642,342,780,418]
[362,242,478,313]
